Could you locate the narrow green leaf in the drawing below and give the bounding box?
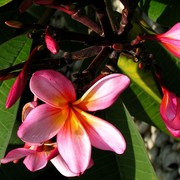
[0,0,12,7]
[110,99,157,180]
[0,34,32,160]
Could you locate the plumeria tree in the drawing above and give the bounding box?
[0,0,180,179]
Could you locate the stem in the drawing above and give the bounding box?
[104,0,118,33]
[0,63,25,76]
[92,0,114,37]
[37,8,55,26]
[71,9,103,35]
[82,46,111,75]
[47,4,103,35]
[118,8,128,35]
[63,46,103,61]
[54,27,124,46]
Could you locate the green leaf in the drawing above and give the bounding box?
[112,100,157,180]
[0,34,32,160]
[0,0,12,7]
[71,99,157,180]
[117,54,167,133]
[139,0,180,28]
[118,54,161,103]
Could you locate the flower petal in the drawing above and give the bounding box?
[161,42,180,58]
[1,148,34,164]
[140,23,180,58]
[160,88,180,130]
[73,74,130,111]
[57,108,91,174]
[166,126,180,138]
[158,23,180,40]
[30,70,76,108]
[51,155,78,177]
[18,104,68,143]
[23,152,48,171]
[74,107,126,154]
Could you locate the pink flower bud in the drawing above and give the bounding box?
[6,47,38,108]
[45,27,59,54]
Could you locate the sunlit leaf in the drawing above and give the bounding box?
[117,54,167,133]
[0,0,12,7]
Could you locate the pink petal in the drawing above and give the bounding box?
[158,23,180,40]
[30,70,76,108]
[18,104,68,143]
[1,148,34,164]
[160,88,180,130]
[74,106,126,154]
[161,42,180,58]
[51,155,78,177]
[160,89,176,121]
[160,87,180,137]
[22,101,38,121]
[23,152,48,171]
[166,126,180,138]
[140,23,180,58]
[57,108,91,174]
[73,74,130,111]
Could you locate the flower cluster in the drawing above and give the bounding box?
[1,1,180,178]
[1,70,130,176]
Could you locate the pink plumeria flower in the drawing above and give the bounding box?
[133,23,180,58]
[2,97,81,177]
[160,87,180,137]
[17,70,130,175]
[1,142,82,177]
[1,142,53,172]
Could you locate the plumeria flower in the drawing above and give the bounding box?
[1,142,54,172]
[17,70,130,175]
[132,23,180,58]
[1,142,83,177]
[2,100,84,177]
[160,86,180,137]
